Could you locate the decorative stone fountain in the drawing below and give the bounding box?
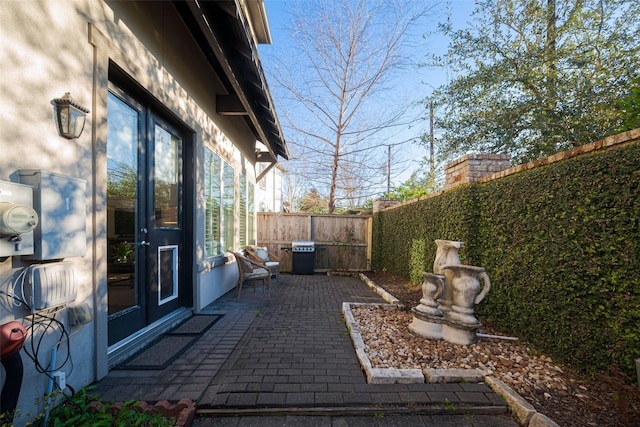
[409,240,491,345]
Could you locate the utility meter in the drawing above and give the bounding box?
[0,180,37,256]
[0,203,38,236]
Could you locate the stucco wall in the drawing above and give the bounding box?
[0,1,262,423]
[1,2,97,422]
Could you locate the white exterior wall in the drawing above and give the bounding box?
[0,1,269,423]
[256,166,283,213]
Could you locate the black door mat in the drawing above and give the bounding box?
[116,315,223,370]
[117,335,198,370]
[168,314,223,335]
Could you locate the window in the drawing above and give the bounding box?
[258,164,267,190]
[222,161,235,251]
[204,148,221,257]
[239,175,247,247]
[204,149,245,254]
[248,182,255,245]
[154,125,180,228]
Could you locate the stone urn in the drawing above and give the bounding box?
[441,264,490,326]
[433,239,464,313]
[410,272,446,340]
[415,272,445,316]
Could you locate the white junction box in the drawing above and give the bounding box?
[24,262,77,313]
[18,170,86,260]
[53,371,66,390]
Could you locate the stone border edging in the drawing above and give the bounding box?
[343,302,424,384]
[348,274,560,427]
[358,272,404,308]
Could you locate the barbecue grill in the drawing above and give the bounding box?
[291,240,315,274]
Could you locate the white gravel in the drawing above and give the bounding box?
[351,305,584,403]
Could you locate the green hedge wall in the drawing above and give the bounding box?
[372,186,478,284]
[372,142,640,379]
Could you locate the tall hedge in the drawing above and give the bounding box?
[372,186,477,284]
[372,142,640,379]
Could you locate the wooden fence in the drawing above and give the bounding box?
[256,212,372,273]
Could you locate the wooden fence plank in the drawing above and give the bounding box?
[257,213,371,272]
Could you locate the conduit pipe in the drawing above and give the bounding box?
[477,332,519,341]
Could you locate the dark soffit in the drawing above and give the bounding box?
[172,0,288,160]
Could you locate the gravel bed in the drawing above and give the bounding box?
[352,306,567,396]
[350,304,640,426]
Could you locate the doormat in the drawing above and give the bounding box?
[168,314,223,335]
[116,315,223,370]
[117,335,198,370]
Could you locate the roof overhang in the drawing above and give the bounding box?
[242,0,272,44]
[173,0,288,161]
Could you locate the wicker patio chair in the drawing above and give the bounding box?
[245,245,280,277]
[233,251,271,300]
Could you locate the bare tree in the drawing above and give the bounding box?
[281,163,306,212]
[269,0,432,213]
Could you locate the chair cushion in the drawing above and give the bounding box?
[240,259,253,273]
[265,261,279,269]
[254,247,270,262]
[246,268,269,279]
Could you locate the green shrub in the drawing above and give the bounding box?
[42,387,176,426]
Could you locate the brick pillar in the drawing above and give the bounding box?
[373,197,400,213]
[444,154,511,191]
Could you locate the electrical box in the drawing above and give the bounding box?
[68,303,93,326]
[18,170,86,260]
[24,262,77,313]
[0,180,37,256]
[53,371,66,390]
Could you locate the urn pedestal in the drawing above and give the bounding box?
[409,309,446,340]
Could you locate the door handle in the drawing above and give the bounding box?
[138,240,150,247]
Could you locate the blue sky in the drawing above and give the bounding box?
[262,0,477,95]
[259,0,478,191]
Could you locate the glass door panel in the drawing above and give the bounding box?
[147,120,184,321]
[154,125,180,228]
[107,93,140,317]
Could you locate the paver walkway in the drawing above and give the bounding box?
[92,274,519,426]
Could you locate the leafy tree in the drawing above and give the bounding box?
[384,169,437,202]
[107,162,136,198]
[617,77,640,132]
[426,0,640,164]
[297,188,329,213]
[269,0,431,212]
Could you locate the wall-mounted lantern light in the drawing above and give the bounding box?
[53,93,90,139]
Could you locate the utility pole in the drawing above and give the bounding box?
[429,101,435,177]
[387,144,391,194]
